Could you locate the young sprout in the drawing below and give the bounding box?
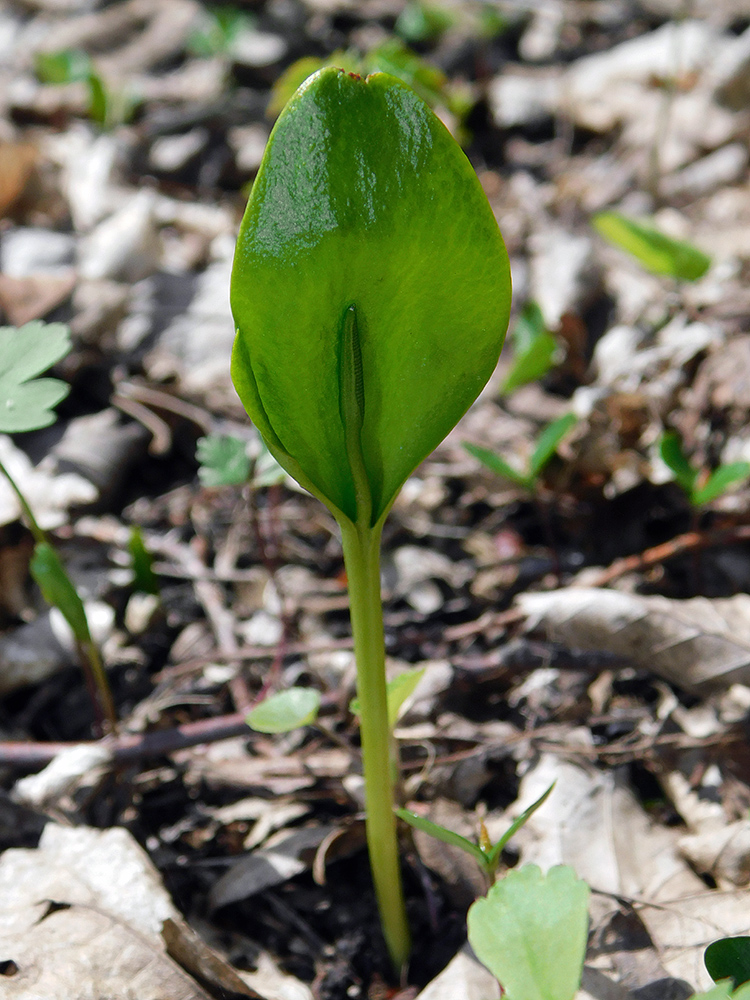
[464,412,577,493]
[659,430,750,508]
[230,67,511,967]
[502,301,560,395]
[592,211,711,282]
[0,321,116,730]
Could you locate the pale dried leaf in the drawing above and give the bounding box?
[517,588,750,693]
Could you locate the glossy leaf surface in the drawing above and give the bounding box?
[468,864,589,1000]
[706,938,750,989]
[231,68,511,526]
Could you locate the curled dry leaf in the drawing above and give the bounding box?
[517,588,750,694]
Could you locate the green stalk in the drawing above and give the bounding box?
[339,517,411,970]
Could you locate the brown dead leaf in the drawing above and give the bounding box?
[0,143,38,220]
[162,917,264,999]
[517,588,750,693]
[1,902,214,1000]
[0,272,76,327]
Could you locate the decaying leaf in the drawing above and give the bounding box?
[517,588,750,694]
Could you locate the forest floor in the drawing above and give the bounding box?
[3,1,750,998]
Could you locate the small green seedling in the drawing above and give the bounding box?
[706,938,750,991]
[592,211,711,282]
[395,1,457,42]
[467,863,590,1000]
[246,687,321,734]
[268,40,466,129]
[350,668,426,729]
[660,430,750,507]
[397,781,554,883]
[35,48,137,129]
[197,434,252,487]
[196,433,285,488]
[465,412,577,493]
[187,5,256,58]
[230,67,511,966]
[502,300,560,394]
[0,322,116,729]
[128,526,159,597]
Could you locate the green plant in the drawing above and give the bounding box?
[187,5,256,57]
[196,433,285,488]
[660,430,750,507]
[267,40,470,132]
[35,48,138,129]
[693,984,750,1000]
[465,413,577,492]
[502,300,560,394]
[230,67,511,966]
[468,864,590,1000]
[397,781,554,883]
[0,322,116,729]
[128,526,159,596]
[592,211,711,282]
[706,938,750,991]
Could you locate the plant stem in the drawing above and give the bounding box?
[339,518,411,970]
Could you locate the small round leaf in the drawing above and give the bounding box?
[246,687,321,734]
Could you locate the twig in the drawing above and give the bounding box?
[0,712,251,771]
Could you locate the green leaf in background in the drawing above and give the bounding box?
[395,808,487,867]
[693,462,750,507]
[351,667,426,727]
[246,687,321,733]
[529,413,577,479]
[395,1,457,42]
[253,439,287,487]
[706,938,750,989]
[692,984,750,1000]
[502,301,559,394]
[592,211,711,282]
[0,321,71,433]
[463,442,532,490]
[196,434,252,487]
[660,430,698,494]
[188,5,256,57]
[467,864,590,1000]
[231,68,511,527]
[128,527,159,596]
[485,782,555,869]
[35,48,92,84]
[30,541,91,645]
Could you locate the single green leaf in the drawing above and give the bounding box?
[529,413,577,479]
[706,938,750,989]
[35,48,92,84]
[692,984,750,1000]
[660,431,699,495]
[246,687,321,734]
[30,541,91,645]
[0,322,71,433]
[692,462,750,507]
[396,808,488,869]
[395,2,456,43]
[468,864,590,1000]
[503,301,558,393]
[351,668,426,728]
[231,68,511,527]
[463,442,532,490]
[196,434,252,487]
[128,527,159,596]
[592,211,711,282]
[486,782,556,868]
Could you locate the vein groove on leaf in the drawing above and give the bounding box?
[231,67,511,525]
